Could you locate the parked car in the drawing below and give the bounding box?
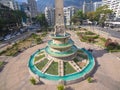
[16,32,21,36]
[4,35,11,40]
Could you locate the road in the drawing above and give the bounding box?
[0,32,32,52]
[0,24,40,50]
[81,25,120,39]
[96,26,120,38]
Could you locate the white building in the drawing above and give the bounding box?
[44,6,78,26]
[0,0,19,10]
[28,0,38,17]
[13,1,19,10]
[64,6,78,26]
[44,7,55,26]
[93,1,102,11]
[0,0,15,10]
[102,0,111,7]
[102,0,120,19]
[83,1,94,13]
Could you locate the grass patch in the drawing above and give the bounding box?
[78,53,88,59]
[78,50,83,53]
[41,31,47,37]
[35,58,48,70]
[64,62,76,75]
[0,61,4,68]
[73,58,79,62]
[46,61,58,75]
[34,54,45,62]
[85,31,95,35]
[76,29,106,47]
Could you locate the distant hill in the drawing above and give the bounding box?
[37,0,102,12]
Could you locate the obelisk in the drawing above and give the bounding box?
[54,0,65,35]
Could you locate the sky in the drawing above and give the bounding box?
[17,0,38,2]
[17,0,101,12]
[17,0,27,3]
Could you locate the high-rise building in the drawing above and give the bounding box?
[102,0,120,19]
[13,1,19,10]
[45,7,55,26]
[0,0,19,10]
[0,0,14,10]
[44,6,78,26]
[102,0,111,7]
[0,2,11,10]
[20,2,30,17]
[93,1,102,11]
[64,6,78,25]
[28,0,38,17]
[83,0,94,13]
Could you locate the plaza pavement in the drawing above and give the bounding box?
[0,31,120,90]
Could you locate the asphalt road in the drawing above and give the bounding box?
[82,25,120,39]
[0,32,32,51]
[96,26,120,38]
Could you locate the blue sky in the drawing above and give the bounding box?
[17,0,27,2]
[17,0,38,2]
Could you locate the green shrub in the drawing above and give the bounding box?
[31,33,38,39]
[100,37,106,42]
[0,50,6,55]
[106,43,120,52]
[57,84,65,90]
[30,77,36,85]
[0,61,4,68]
[87,77,93,83]
[41,32,47,37]
[85,31,95,35]
[93,35,99,39]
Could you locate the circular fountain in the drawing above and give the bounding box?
[28,0,95,85]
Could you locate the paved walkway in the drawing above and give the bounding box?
[0,31,120,90]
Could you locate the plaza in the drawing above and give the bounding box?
[0,0,120,90]
[0,30,120,90]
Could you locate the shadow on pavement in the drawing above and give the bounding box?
[93,49,108,58]
[65,86,75,90]
[89,49,108,82]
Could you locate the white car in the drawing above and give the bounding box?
[16,32,21,36]
[4,35,11,40]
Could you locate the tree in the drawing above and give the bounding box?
[0,7,27,36]
[86,12,96,21]
[86,5,113,26]
[35,14,48,28]
[71,10,86,25]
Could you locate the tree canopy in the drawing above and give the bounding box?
[0,9,27,29]
[0,8,27,36]
[86,5,113,24]
[35,14,48,28]
[71,10,86,25]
